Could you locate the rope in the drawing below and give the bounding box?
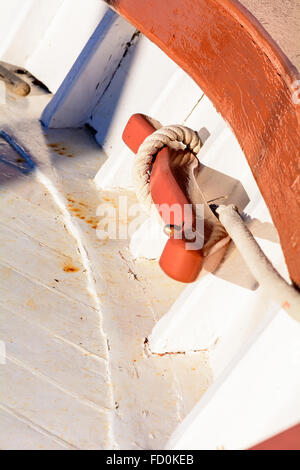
[217,205,300,322]
[0,63,31,96]
[134,124,202,212]
[133,123,300,322]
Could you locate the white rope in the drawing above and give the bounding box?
[133,124,300,321]
[217,205,300,322]
[134,124,202,212]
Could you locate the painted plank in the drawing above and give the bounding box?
[0,406,70,450]
[0,223,94,308]
[0,192,84,259]
[42,10,136,127]
[0,0,64,71]
[50,151,213,449]
[0,306,111,410]
[0,360,111,450]
[28,0,113,93]
[0,0,109,93]
[93,35,203,189]
[0,264,107,358]
[169,310,300,450]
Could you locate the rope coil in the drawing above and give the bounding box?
[134,125,202,212]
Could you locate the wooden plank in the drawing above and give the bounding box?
[0,406,71,450]
[0,192,83,259]
[0,306,111,410]
[0,264,107,358]
[169,309,300,450]
[0,361,111,450]
[41,9,136,127]
[93,35,204,188]
[0,223,94,307]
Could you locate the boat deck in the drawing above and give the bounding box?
[0,79,213,449]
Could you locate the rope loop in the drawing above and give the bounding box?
[134,124,202,212]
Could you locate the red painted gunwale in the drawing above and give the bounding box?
[105,0,300,287]
[250,423,300,450]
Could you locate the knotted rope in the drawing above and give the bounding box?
[133,124,300,322]
[134,124,202,212]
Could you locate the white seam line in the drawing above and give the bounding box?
[1,302,106,362]
[6,354,112,414]
[0,403,78,450]
[0,217,80,259]
[0,259,98,311]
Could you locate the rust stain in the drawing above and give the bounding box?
[63,264,80,273]
[47,142,74,158]
[0,266,12,280]
[26,298,38,310]
[66,194,100,229]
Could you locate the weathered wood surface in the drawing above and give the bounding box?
[0,79,212,450]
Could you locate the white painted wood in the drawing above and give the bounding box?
[0,80,213,449]
[42,143,212,450]
[0,0,113,93]
[0,406,71,450]
[130,217,168,260]
[0,223,94,306]
[1,360,111,450]
[27,0,112,93]
[1,306,110,409]
[148,106,289,357]
[0,0,64,72]
[41,11,136,128]
[93,35,204,190]
[169,309,300,450]
[0,85,114,449]
[0,264,108,358]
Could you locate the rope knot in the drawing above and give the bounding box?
[134,125,202,212]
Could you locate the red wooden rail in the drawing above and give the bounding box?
[105,0,300,287]
[250,423,300,450]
